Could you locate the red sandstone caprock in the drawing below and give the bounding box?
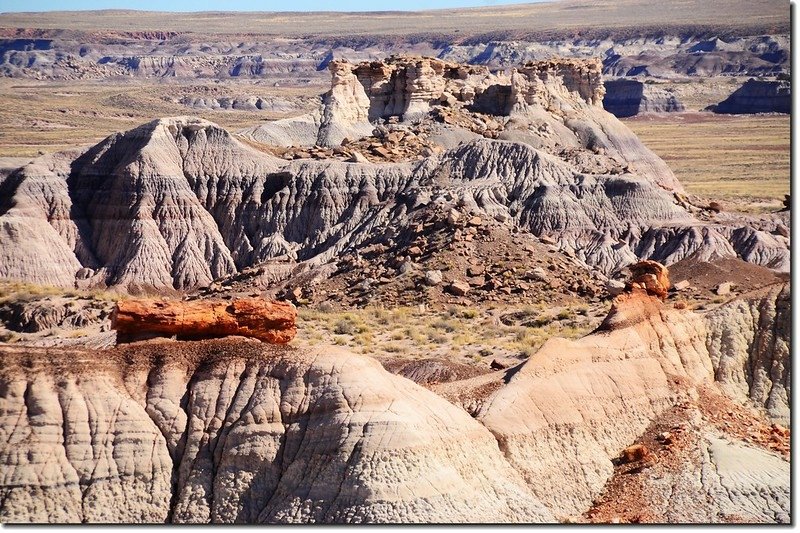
[627,260,670,300]
[112,298,297,344]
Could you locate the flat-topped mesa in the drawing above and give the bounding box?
[247,55,679,174]
[712,78,790,114]
[111,298,297,344]
[603,78,685,117]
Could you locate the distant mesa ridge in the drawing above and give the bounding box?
[602,78,685,117]
[0,2,789,82]
[710,78,790,114]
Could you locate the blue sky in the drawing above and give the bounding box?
[2,0,543,12]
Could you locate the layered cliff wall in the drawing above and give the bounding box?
[0,26,789,81]
[0,340,553,523]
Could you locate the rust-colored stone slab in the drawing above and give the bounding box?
[112,298,296,344]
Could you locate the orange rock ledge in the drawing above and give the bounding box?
[112,298,297,344]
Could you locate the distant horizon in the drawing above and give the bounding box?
[1,0,549,14]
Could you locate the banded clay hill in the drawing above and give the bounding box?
[0,0,792,525]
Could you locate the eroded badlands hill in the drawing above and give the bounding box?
[0,274,789,523]
[0,58,789,294]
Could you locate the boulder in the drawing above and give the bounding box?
[112,298,297,344]
[447,280,471,296]
[348,150,369,163]
[673,280,691,291]
[620,444,651,464]
[627,260,670,300]
[446,209,461,225]
[424,270,443,286]
[606,279,626,296]
[399,261,416,274]
[656,432,674,445]
[530,267,549,282]
[75,267,95,280]
[467,265,485,277]
[490,359,508,370]
[715,282,732,296]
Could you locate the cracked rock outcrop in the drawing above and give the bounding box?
[241,56,680,191]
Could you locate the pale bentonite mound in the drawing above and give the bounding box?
[0,57,789,293]
[468,287,790,522]
[0,340,551,523]
[475,290,712,518]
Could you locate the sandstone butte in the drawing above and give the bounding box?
[111,298,297,344]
